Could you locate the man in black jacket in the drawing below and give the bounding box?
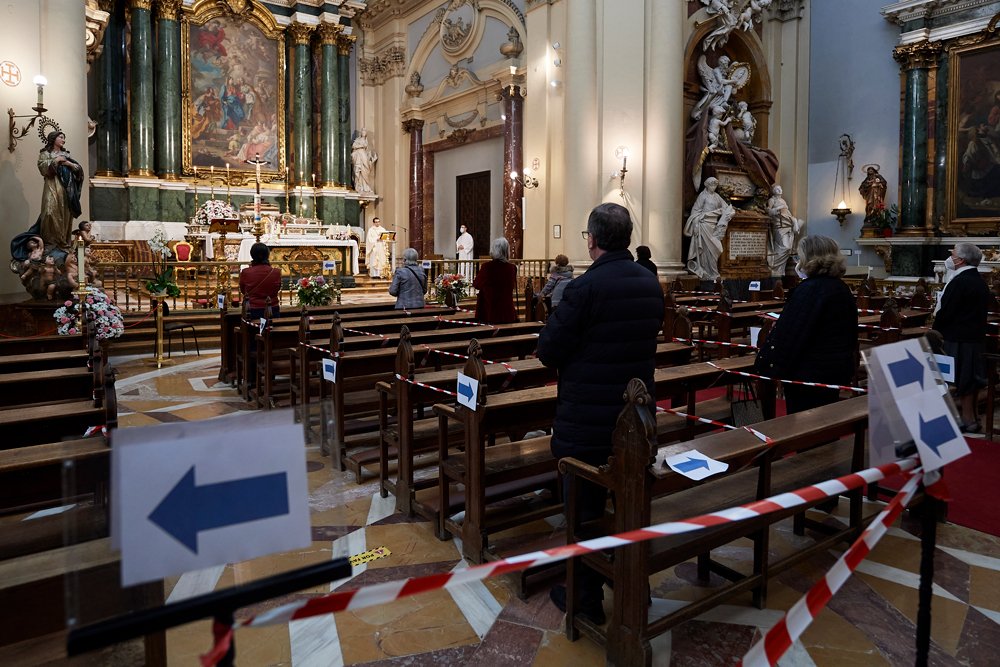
[537,202,664,624]
[934,243,990,432]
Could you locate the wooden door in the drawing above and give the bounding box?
[456,171,491,258]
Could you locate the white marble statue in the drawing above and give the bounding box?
[352,128,378,194]
[692,55,736,120]
[365,217,390,278]
[695,0,773,51]
[683,177,735,281]
[765,184,804,277]
[707,105,731,151]
[732,101,756,145]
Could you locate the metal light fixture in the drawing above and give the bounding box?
[8,74,47,153]
[612,145,630,197]
[831,133,854,225]
[510,168,538,189]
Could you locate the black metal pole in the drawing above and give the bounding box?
[67,557,352,657]
[915,494,939,667]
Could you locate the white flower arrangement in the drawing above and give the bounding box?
[53,287,124,340]
[194,199,239,227]
[147,224,171,260]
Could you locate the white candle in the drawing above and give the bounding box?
[77,242,85,286]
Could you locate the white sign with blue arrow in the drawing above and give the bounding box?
[456,372,479,410]
[664,450,729,481]
[322,358,337,382]
[113,410,311,586]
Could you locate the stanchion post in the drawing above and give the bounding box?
[915,493,940,667]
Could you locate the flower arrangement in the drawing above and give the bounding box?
[144,225,181,297]
[296,276,334,306]
[193,199,239,227]
[53,287,124,340]
[867,202,898,234]
[434,273,469,304]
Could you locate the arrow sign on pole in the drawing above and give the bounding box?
[888,350,924,390]
[918,413,958,457]
[674,457,710,473]
[149,466,290,554]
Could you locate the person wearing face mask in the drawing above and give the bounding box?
[753,235,858,414]
[455,224,474,279]
[932,243,989,433]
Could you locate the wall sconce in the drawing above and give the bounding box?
[8,74,47,153]
[611,145,629,197]
[510,168,538,189]
[831,133,855,225]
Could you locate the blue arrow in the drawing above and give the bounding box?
[674,457,710,473]
[918,413,957,457]
[888,350,924,390]
[457,380,475,401]
[149,466,290,554]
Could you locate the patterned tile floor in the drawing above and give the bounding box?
[94,352,1000,665]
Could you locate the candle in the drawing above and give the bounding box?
[77,241,85,286]
[210,165,215,199]
[312,173,317,219]
[226,163,231,203]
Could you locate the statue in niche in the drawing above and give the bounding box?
[441,17,470,49]
[351,128,378,194]
[692,55,736,120]
[765,184,803,277]
[694,0,773,51]
[684,177,735,281]
[706,105,731,151]
[859,164,888,224]
[405,71,425,98]
[732,101,756,145]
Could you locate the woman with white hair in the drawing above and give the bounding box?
[388,247,426,310]
[472,237,518,323]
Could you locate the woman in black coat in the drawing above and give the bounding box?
[754,235,858,414]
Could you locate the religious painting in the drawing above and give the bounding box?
[181,2,285,183]
[947,39,1000,232]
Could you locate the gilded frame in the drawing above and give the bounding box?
[181,0,286,186]
[946,21,1000,234]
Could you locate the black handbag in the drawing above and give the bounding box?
[731,379,764,427]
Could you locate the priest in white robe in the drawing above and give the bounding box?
[366,217,390,278]
[456,224,474,279]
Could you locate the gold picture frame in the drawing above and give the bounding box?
[180,0,286,186]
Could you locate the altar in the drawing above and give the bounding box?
[237,236,359,277]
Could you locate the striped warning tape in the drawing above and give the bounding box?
[342,327,391,346]
[740,469,923,666]
[857,323,900,331]
[671,336,757,350]
[434,317,500,334]
[394,373,459,398]
[200,457,918,666]
[705,361,867,394]
[417,345,519,389]
[656,406,773,444]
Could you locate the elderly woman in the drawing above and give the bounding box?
[239,242,282,319]
[753,235,858,414]
[472,237,518,323]
[389,248,427,310]
[540,254,574,308]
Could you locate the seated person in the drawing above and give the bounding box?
[539,254,574,310]
[239,243,281,319]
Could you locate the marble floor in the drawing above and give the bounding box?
[77,353,1000,665]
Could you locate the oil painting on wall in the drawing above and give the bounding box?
[184,13,285,178]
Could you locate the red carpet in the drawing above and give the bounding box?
[943,437,1000,537]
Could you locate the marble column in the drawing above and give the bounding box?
[502,88,524,258]
[128,0,155,176]
[893,41,941,234]
[403,119,425,254]
[337,34,356,186]
[644,0,686,273]
[317,23,341,187]
[155,0,182,179]
[95,0,125,176]
[288,23,314,185]
[564,0,599,259]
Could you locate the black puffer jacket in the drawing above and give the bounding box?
[537,249,665,463]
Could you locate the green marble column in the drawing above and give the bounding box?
[318,23,341,187]
[288,23,314,185]
[337,34,355,186]
[95,0,125,176]
[155,0,182,179]
[128,0,155,176]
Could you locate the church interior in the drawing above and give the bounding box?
[2,0,1000,665]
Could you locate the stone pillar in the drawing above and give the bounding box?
[337,34,356,186]
[502,88,524,258]
[317,23,341,187]
[893,41,941,234]
[287,23,314,185]
[128,0,155,176]
[403,119,425,254]
[95,0,125,176]
[564,0,599,259]
[155,0,182,179]
[644,0,686,273]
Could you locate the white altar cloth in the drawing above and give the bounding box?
[236,237,359,276]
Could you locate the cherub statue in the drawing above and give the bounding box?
[73,220,95,245]
[732,101,756,144]
[692,55,736,120]
[707,105,731,151]
[39,255,59,300]
[83,247,102,287]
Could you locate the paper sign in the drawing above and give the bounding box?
[322,260,337,271]
[766,312,781,319]
[217,294,225,309]
[750,326,761,348]
[933,354,955,383]
[456,372,479,410]
[259,318,266,334]
[112,410,311,586]
[322,358,337,382]
[421,260,432,269]
[664,450,729,481]
[749,280,761,292]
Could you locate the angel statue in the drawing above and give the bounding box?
[694,0,774,51]
[732,101,756,145]
[692,54,736,120]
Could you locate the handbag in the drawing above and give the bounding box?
[731,379,764,427]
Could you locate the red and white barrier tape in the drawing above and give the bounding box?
[857,323,900,331]
[705,361,867,394]
[740,469,923,667]
[342,327,391,346]
[200,457,918,666]
[857,308,884,315]
[83,425,107,438]
[418,345,519,389]
[656,406,773,444]
[301,342,341,358]
[394,373,459,398]
[671,336,757,350]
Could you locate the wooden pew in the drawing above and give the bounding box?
[0,438,109,516]
[560,386,869,665]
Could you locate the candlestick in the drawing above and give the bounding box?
[284,166,290,215]
[210,165,215,200]
[76,240,85,287]
[226,163,231,204]
[312,173,317,220]
[298,185,303,217]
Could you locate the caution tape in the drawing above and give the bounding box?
[741,470,923,666]
[671,336,757,350]
[348,546,391,567]
[706,361,867,394]
[83,425,107,438]
[656,406,773,444]
[418,345,519,389]
[394,373,459,398]
[200,457,918,666]
[857,323,900,331]
[342,327,391,346]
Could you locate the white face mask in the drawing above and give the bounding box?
[944,256,956,272]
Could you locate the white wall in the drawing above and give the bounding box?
[0,0,89,296]
[432,136,504,257]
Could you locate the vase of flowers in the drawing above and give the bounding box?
[53,287,124,340]
[297,276,334,306]
[193,199,239,227]
[434,273,469,305]
[867,202,898,237]
[144,225,181,297]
